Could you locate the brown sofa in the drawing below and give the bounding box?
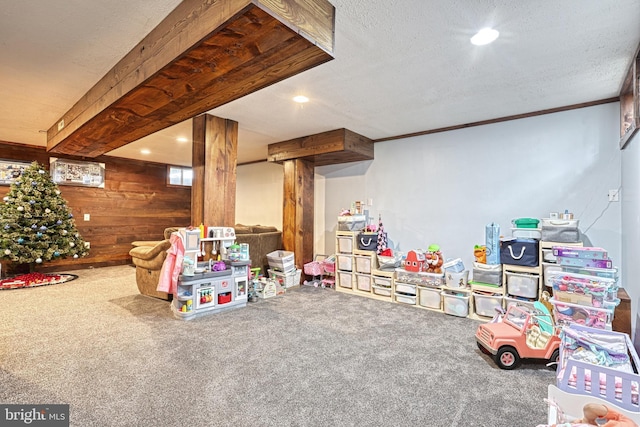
[129,227,180,300]
[233,224,283,274]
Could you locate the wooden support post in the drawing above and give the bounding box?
[282,159,314,272]
[191,114,238,228]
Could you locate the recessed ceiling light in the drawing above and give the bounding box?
[293,95,309,103]
[176,136,188,143]
[140,149,151,155]
[471,27,499,46]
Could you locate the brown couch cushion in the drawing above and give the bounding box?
[251,225,278,233]
[234,224,253,234]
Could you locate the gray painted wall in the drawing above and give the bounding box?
[315,103,622,303]
[621,129,640,341]
[238,102,628,334]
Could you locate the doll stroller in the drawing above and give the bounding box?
[303,254,335,288]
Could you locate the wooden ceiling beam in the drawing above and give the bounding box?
[46,0,335,158]
[267,128,374,166]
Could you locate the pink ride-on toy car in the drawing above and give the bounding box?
[475,304,561,370]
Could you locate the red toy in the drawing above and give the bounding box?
[404,250,425,272]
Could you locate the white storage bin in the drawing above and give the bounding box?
[445,270,469,288]
[541,249,557,263]
[542,263,563,287]
[473,292,503,317]
[356,274,372,292]
[419,286,442,309]
[372,284,392,296]
[337,271,353,289]
[267,250,295,272]
[505,271,539,299]
[373,275,393,288]
[395,292,416,305]
[511,228,542,239]
[503,294,536,310]
[355,255,373,274]
[337,234,354,253]
[541,218,579,228]
[395,282,416,296]
[441,291,470,317]
[337,254,353,272]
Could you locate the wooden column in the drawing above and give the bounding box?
[282,159,314,271]
[191,114,238,228]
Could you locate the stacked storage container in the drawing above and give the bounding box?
[548,246,619,330]
[470,262,503,318]
[501,218,541,309]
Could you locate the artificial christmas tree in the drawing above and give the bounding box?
[0,161,89,272]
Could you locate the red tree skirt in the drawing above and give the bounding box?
[0,272,78,290]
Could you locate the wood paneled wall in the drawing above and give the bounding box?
[0,141,191,273]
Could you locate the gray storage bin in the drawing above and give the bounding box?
[541,226,580,243]
[472,268,502,286]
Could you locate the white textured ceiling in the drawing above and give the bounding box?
[1,1,639,166]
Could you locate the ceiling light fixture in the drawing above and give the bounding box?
[470,27,499,46]
[293,95,309,103]
[176,136,188,143]
[140,149,151,155]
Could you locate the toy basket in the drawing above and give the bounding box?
[268,269,302,288]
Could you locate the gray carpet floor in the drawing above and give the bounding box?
[0,265,554,426]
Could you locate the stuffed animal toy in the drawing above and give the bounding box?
[474,245,487,264]
[424,244,443,274]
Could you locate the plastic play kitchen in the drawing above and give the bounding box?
[171,227,251,320]
[475,304,561,369]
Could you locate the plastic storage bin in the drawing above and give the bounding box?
[473,292,503,317]
[472,267,502,286]
[395,269,445,287]
[267,250,295,272]
[337,254,353,272]
[549,297,615,330]
[505,271,539,299]
[372,284,392,296]
[441,291,469,317]
[512,218,540,229]
[337,271,353,289]
[395,282,416,296]
[511,228,542,239]
[548,271,618,306]
[356,274,372,292]
[336,234,354,253]
[445,270,469,288]
[395,292,416,305]
[418,286,442,309]
[503,294,536,310]
[355,255,374,274]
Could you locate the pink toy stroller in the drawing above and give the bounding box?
[303,255,335,288]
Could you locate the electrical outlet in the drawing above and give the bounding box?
[84,242,90,249]
[84,213,90,221]
[608,189,619,202]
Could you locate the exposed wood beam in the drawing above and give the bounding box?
[191,114,238,229]
[267,128,374,166]
[282,158,314,271]
[47,0,335,158]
